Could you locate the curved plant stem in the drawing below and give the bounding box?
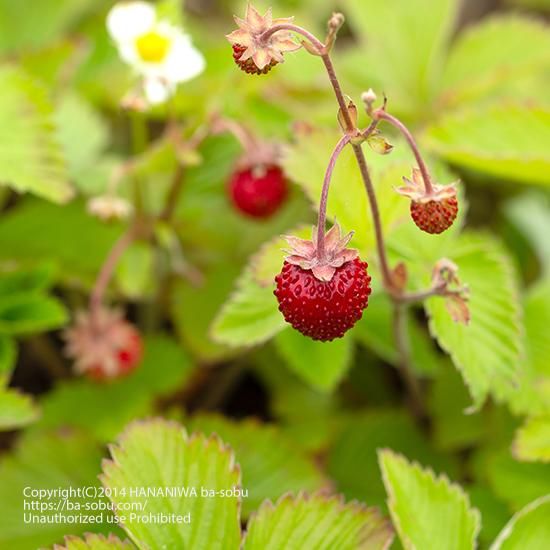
[90,224,139,314]
[375,110,434,195]
[292,25,428,418]
[317,134,351,259]
[260,23,326,54]
[393,304,427,420]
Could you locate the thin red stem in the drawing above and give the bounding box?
[317,134,351,259]
[260,23,326,54]
[90,225,138,314]
[375,110,434,195]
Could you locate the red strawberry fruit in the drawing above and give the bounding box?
[410,196,458,235]
[397,168,459,235]
[274,223,371,341]
[64,307,143,381]
[232,44,277,75]
[226,5,301,76]
[229,164,288,219]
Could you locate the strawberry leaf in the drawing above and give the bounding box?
[186,414,326,517]
[490,495,550,550]
[243,493,393,550]
[425,233,523,410]
[0,66,72,203]
[100,419,241,550]
[379,449,480,550]
[513,416,550,463]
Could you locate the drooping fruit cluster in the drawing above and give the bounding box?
[410,196,458,234]
[64,307,142,381]
[229,164,288,219]
[232,44,277,75]
[398,168,459,235]
[274,224,371,341]
[226,4,300,75]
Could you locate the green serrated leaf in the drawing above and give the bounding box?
[55,92,109,190]
[52,533,133,550]
[425,105,550,186]
[379,450,480,550]
[499,277,550,415]
[0,430,118,549]
[0,335,17,386]
[342,0,458,118]
[0,66,72,203]
[243,493,393,550]
[186,414,326,517]
[0,388,39,430]
[441,16,550,107]
[211,267,286,348]
[490,495,550,550]
[274,328,354,392]
[101,419,241,550]
[513,416,550,463]
[0,294,68,335]
[328,411,457,508]
[485,449,550,510]
[425,233,522,409]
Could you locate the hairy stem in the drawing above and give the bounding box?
[317,134,351,258]
[375,110,434,195]
[260,23,326,53]
[393,304,427,420]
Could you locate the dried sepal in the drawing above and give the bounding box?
[337,99,358,132]
[226,4,301,72]
[432,259,470,325]
[398,167,458,202]
[367,131,394,155]
[283,222,358,282]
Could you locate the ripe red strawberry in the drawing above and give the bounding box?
[410,196,458,234]
[398,168,459,235]
[274,224,371,341]
[229,164,288,219]
[232,44,277,75]
[64,307,143,381]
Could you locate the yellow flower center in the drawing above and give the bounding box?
[136,30,171,63]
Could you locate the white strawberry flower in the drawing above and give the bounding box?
[107,1,205,105]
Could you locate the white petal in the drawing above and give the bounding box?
[107,1,156,43]
[144,78,173,104]
[162,33,205,83]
